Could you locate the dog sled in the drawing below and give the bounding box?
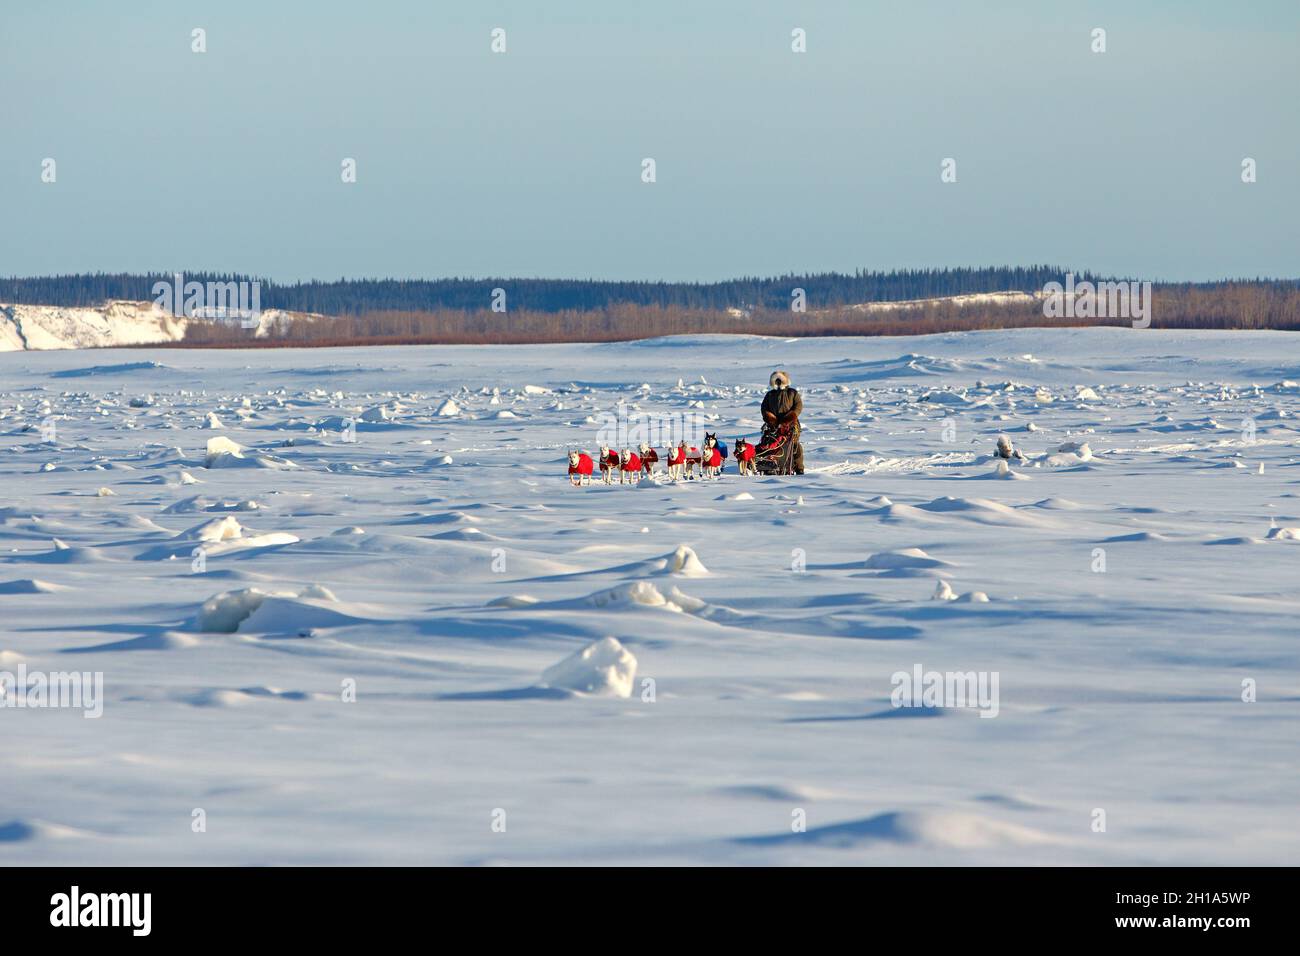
[754,422,800,475]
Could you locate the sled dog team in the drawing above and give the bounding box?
[568,433,757,486]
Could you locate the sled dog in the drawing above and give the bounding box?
[619,448,643,484]
[598,445,619,484]
[638,442,659,476]
[734,437,756,476]
[568,450,594,486]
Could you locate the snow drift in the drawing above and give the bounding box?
[540,636,638,697]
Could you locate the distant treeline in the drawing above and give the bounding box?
[168,282,1300,348]
[4,266,1102,314]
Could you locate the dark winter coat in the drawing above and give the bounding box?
[761,387,802,426]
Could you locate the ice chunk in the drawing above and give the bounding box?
[932,580,957,601]
[182,516,244,542]
[193,585,338,633]
[194,587,275,633]
[666,545,709,576]
[204,436,244,467]
[540,637,638,698]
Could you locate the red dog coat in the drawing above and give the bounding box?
[569,453,594,476]
[668,446,686,465]
[736,441,755,462]
[621,452,642,472]
[600,450,620,468]
[704,446,723,468]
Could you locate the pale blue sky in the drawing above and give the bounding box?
[2,0,1296,281]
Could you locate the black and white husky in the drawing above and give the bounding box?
[701,433,724,479]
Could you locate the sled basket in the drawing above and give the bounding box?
[754,423,798,475]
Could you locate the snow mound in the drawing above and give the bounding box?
[0,818,97,842]
[195,587,275,632]
[184,689,255,708]
[1031,497,1083,510]
[916,496,1047,527]
[933,579,989,602]
[872,502,942,523]
[865,547,952,571]
[241,591,357,634]
[486,595,540,608]
[32,540,110,564]
[603,545,711,578]
[1266,526,1300,541]
[988,459,1028,480]
[0,578,73,594]
[168,516,297,557]
[430,526,503,542]
[585,581,675,609]
[205,532,300,558]
[193,584,338,633]
[435,399,461,417]
[917,388,970,405]
[181,515,245,542]
[201,436,296,471]
[74,631,201,653]
[744,810,1062,850]
[1044,441,1094,466]
[1102,531,1171,543]
[540,636,638,698]
[665,544,709,576]
[881,810,1058,848]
